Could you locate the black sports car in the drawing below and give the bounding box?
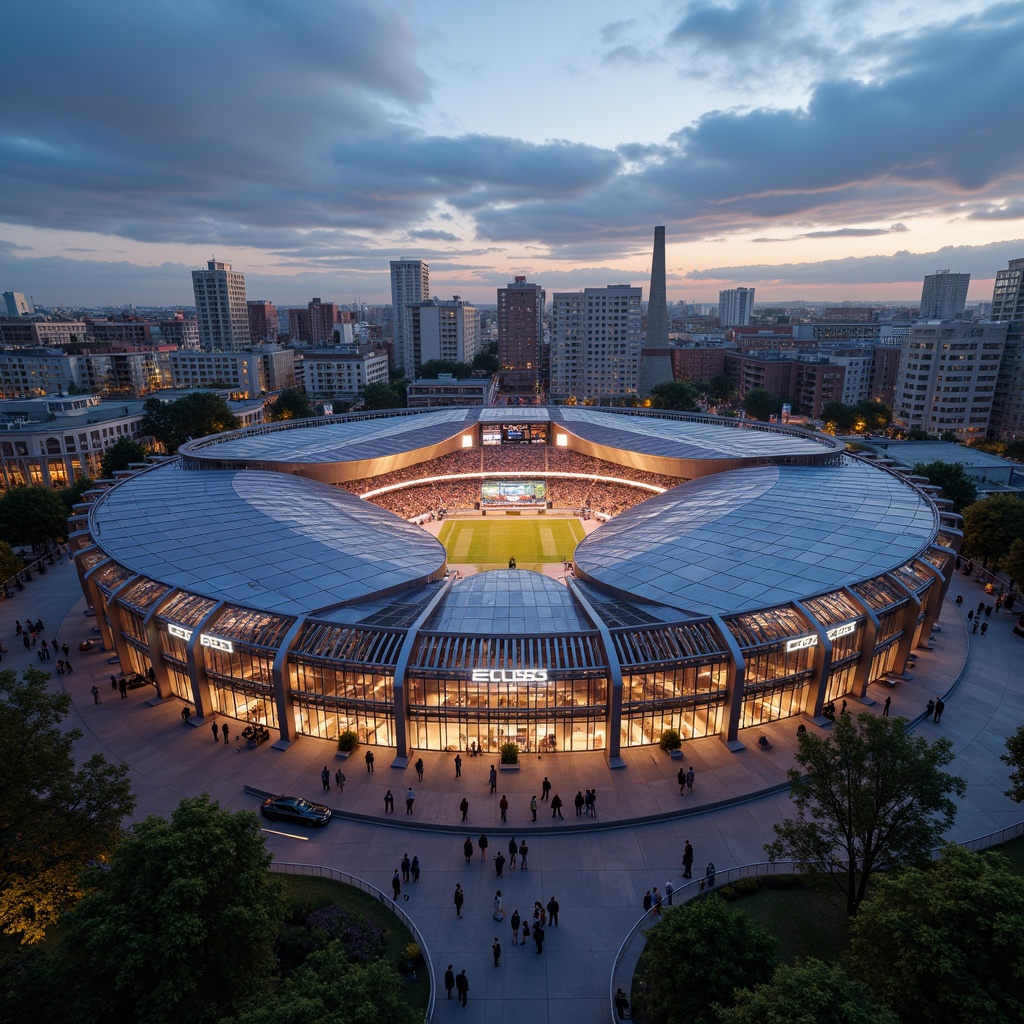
[260,795,332,827]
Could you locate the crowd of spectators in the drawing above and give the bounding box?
[339,443,685,521]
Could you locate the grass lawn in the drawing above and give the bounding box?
[437,517,585,571]
[280,874,429,1014]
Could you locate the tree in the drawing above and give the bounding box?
[228,943,419,1024]
[912,460,978,513]
[0,668,135,943]
[471,350,500,374]
[765,712,965,916]
[706,373,739,405]
[100,437,149,478]
[639,896,777,1024]
[140,392,239,451]
[846,845,1024,1024]
[715,958,899,1024]
[0,486,70,549]
[649,379,701,411]
[268,388,314,422]
[962,494,1024,567]
[1001,538,1024,593]
[854,399,891,434]
[0,540,23,582]
[820,401,858,434]
[1001,723,1024,803]
[741,387,783,421]
[360,382,403,409]
[417,359,472,379]
[55,475,94,528]
[49,795,285,1024]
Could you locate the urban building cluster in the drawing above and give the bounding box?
[2,245,1024,497]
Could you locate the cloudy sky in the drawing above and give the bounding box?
[2,0,1023,307]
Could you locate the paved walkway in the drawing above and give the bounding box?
[7,559,1023,1023]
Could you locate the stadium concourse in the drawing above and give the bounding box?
[11,555,1024,1024]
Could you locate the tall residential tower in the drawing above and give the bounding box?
[919,270,969,320]
[390,260,430,375]
[992,257,1024,322]
[497,276,545,393]
[719,287,755,327]
[191,260,250,351]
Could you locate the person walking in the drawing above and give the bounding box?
[883,695,891,717]
[495,851,506,877]
[391,870,401,901]
[384,789,395,813]
[454,753,462,778]
[405,787,416,814]
[521,918,531,946]
[934,698,945,723]
[518,839,529,870]
[510,908,521,944]
[508,836,517,870]
[677,766,686,795]
[665,879,674,906]
[643,890,652,912]
[415,757,424,782]
[530,794,538,821]
[444,965,456,999]
[460,796,469,822]
[488,764,497,793]
[401,853,411,883]
[683,839,694,878]
[551,793,563,819]
[118,677,128,699]
[652,886,662,916]
[455,969,469,1008]
[365,749,374,773]
[533,921,545,954]
[321,766,331,791]
[546,896,559,926]
[463,837,474,864]
[91,685,100,704]
[411,855,420,882]
[221,722,229,745]
[492,936,502,967]
[541,776,551,801]
[478,834,489,861]
[686,767,695,794]
[589,789,598,818]
[706,862,716,887]
[493,890,504,922]
[211,722,219,743]
[981,621,989,637]
[499,794,508,822]
[574,790,585,816]
[454,883,465,919]
[335,768,345,792]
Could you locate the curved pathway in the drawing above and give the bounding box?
[9,559,1022,1023]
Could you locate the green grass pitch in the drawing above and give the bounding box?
[437,518,585,569]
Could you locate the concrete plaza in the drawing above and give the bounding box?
[8,557,1023,1023]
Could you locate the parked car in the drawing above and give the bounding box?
[260,795,332,827]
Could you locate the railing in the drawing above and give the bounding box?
[609,820,1024,1022]
[268,860,435,1024]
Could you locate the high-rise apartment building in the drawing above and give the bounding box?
[919,270,969,320]
[992,257,1024,322]
[3,292,33,317]
[390,260,429,375]
[497,276,545,392]
[247,300,278,344]
[408,297,479,378]
[191,260,250,351]
[550,285,643,404]
[893,321,1008,440]
[719,287,755,326]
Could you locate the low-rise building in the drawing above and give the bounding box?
[296,347,389,398]
[406,375,497,407]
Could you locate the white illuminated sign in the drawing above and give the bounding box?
[200,634,234,654]
[785,635,819,652]
[826,622,857,641]
[471,668,549,684]
[167,623,193,642]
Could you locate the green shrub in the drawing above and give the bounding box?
[500,742,520,764]
[659,728,682,751]
[337,730,359,752]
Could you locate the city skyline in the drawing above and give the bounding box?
[1,0,1023,307]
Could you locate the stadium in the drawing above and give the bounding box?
[70,406,962,767]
